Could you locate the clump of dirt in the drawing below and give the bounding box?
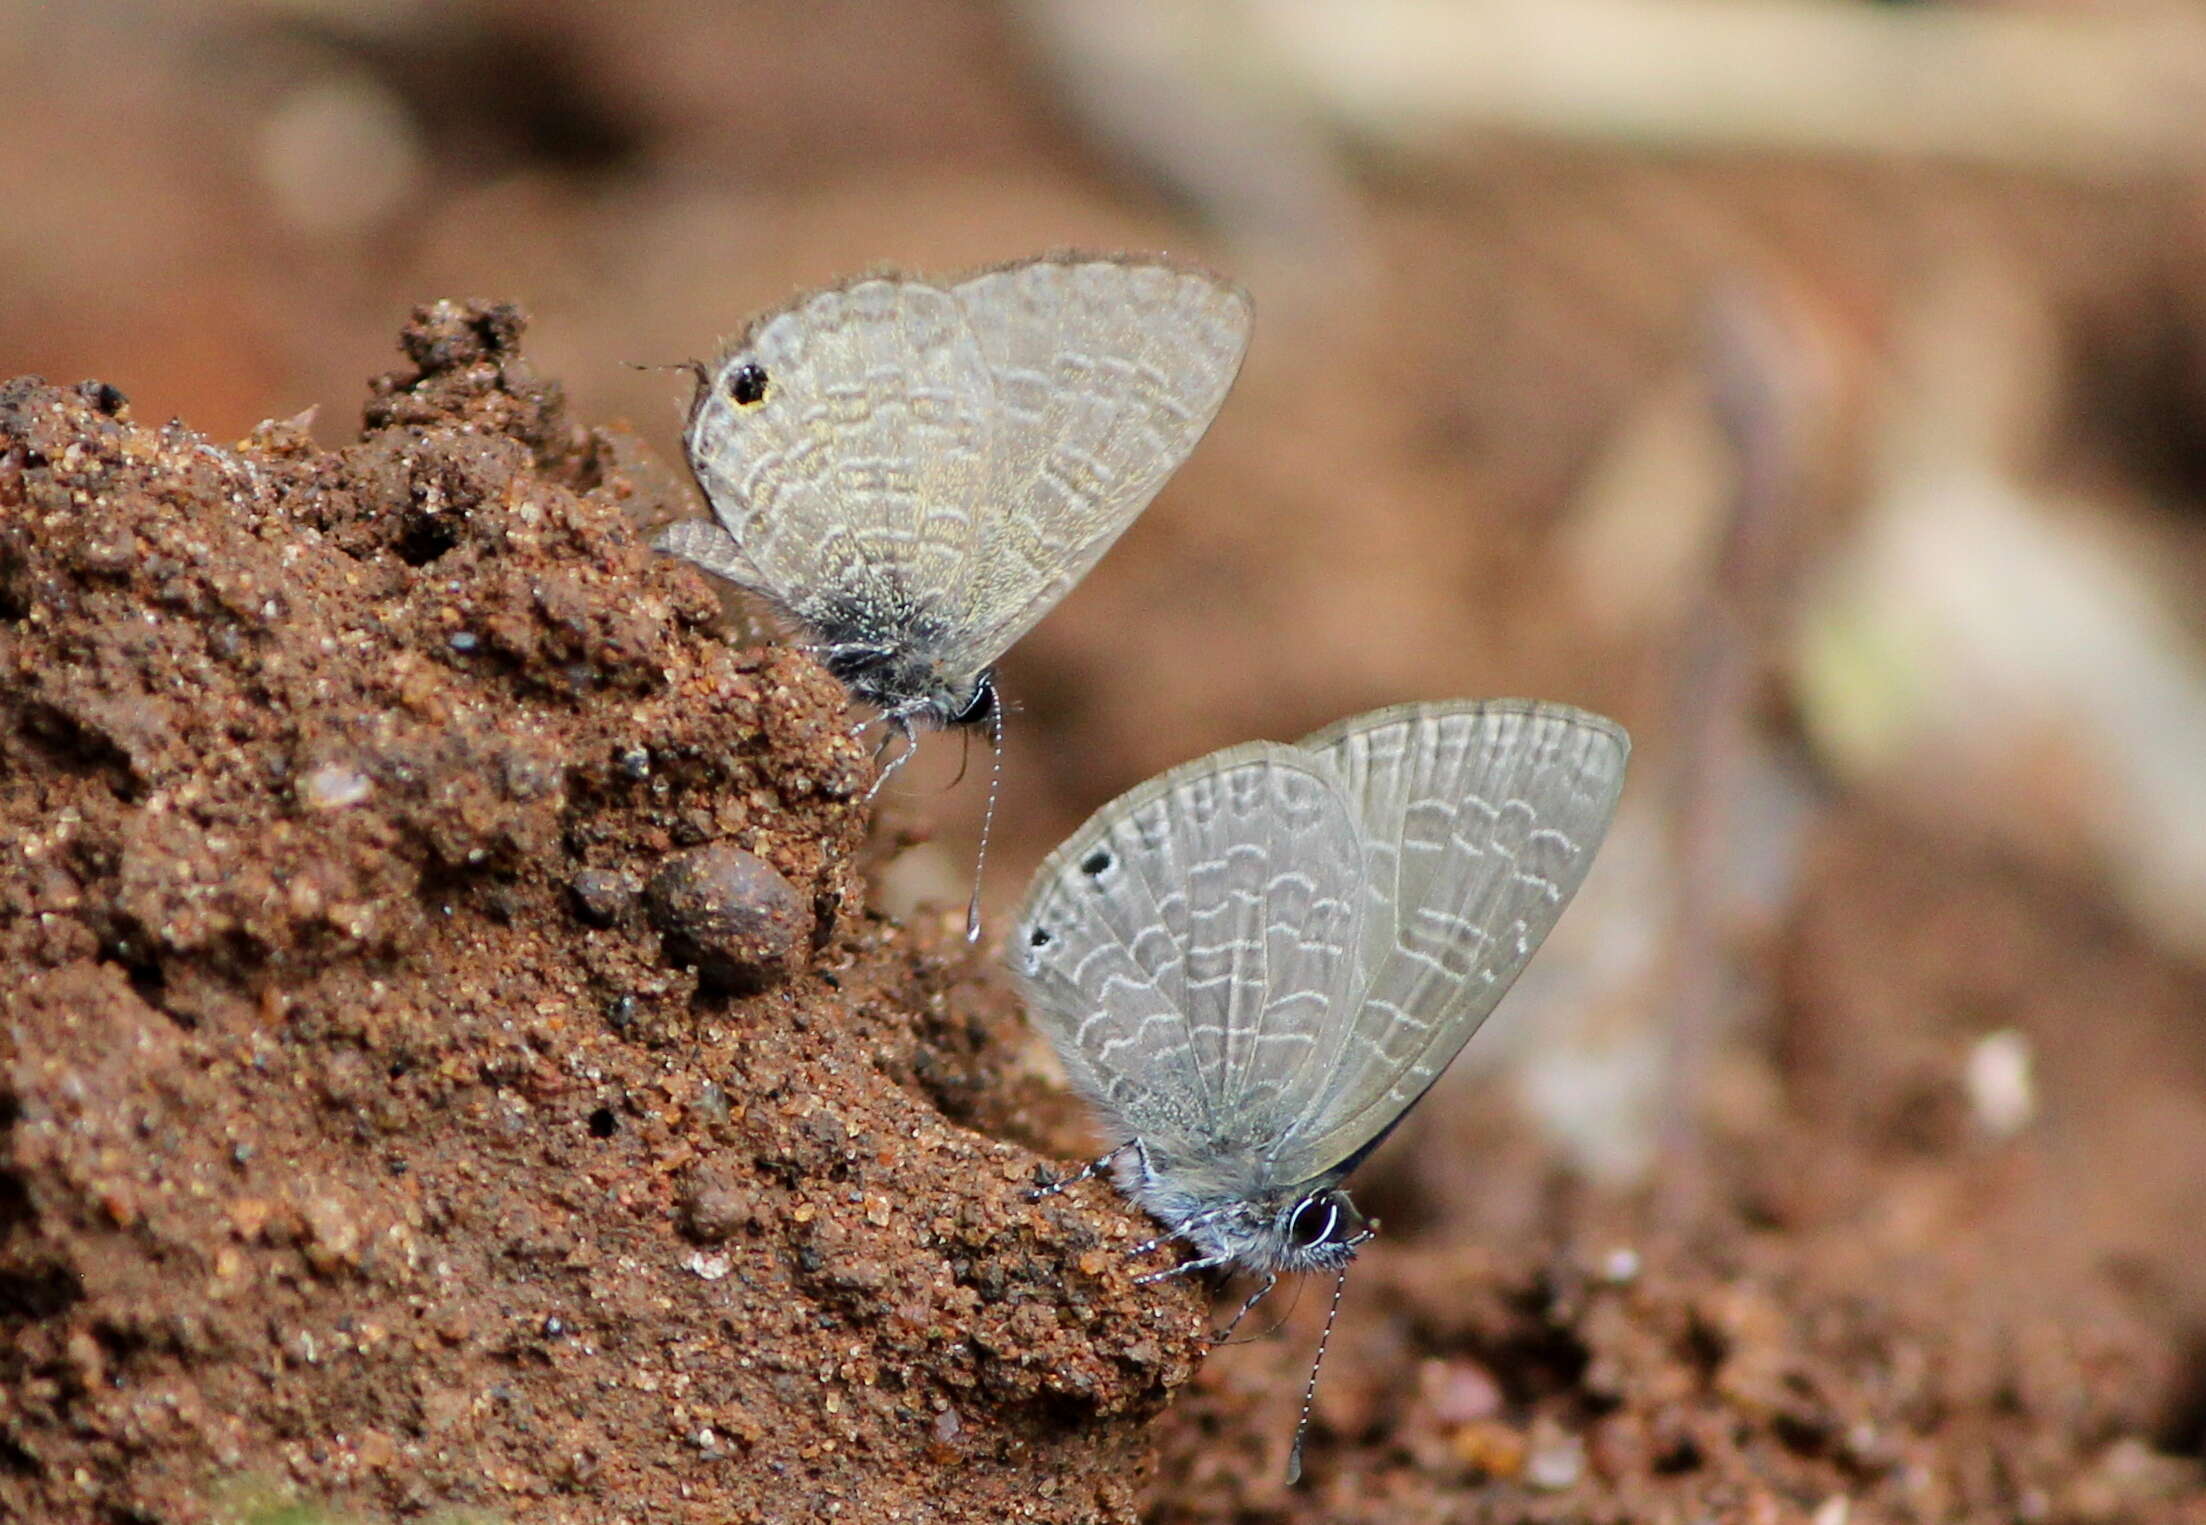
[0,303,1205,1524]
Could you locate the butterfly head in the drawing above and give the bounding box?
[1258,1187,1371,1275]
[814,633,995,732]
[943,667,998,730]
[1119,1145,1372,1276]
[1177,1184,1370,1276]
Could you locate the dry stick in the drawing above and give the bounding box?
[1655,283,1816,1228]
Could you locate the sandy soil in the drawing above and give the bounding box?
[0,310,1209,1524]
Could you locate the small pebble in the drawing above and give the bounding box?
[1965,1029,2035,1139]
[76,379,129,416]
[568,868,641,927]
[693,1082,732,1129]
[1449,1419,1527,1479]
[645,842,811,993]
[677,1162,757,1243]
[1420,1357,1503,1425]
[1524,1425,1585,1491]
[299,761,373,810]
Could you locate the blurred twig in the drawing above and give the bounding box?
[1655,283,1818,1223]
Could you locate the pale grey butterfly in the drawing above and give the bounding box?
[654,253,1253,934]
[1012,700,1628,1481]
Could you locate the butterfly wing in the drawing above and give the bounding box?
[935,254,1251,670]
[1268,701,1629,1183]
[1012,743,1367,1169]
[670,273,999,644]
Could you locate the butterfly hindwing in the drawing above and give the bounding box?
[1275,702,1629,1180]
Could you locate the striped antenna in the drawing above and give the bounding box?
[965,698,1005,942]
[1286,1265,1350,1484]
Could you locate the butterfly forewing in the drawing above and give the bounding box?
[1269,702,1629,1181]
[681,277,1000,636]
[1014,745,1368,1166]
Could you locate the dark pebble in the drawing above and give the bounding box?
[76,379,129,416]
[604,993,639,1033]
[645,842,811,993]
[568,868,641,927]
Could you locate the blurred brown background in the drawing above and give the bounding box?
[11,0,2206,1509]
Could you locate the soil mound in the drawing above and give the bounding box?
[0,304,1202,1524]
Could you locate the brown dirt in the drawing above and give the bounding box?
[6,302,2204,1525]
[0,306,1209,1525]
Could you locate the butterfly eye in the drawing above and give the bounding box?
[949,672,997,727]
[728,362,769,406]
[1286,1194,1343,1251]
[1027,925,1052,948]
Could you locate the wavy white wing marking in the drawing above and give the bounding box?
[1012,744,1365,1164]
[1268,701,1629,1183]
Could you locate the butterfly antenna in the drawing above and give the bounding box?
[1286,1267,1349,1485]
[965,698,1005,943]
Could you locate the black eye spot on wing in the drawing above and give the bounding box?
[728,362,769,406]
[1028,925,1052,948]
[1081,849,1112,878]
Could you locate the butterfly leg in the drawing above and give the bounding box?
[1133,1251,1230,1286]
[865,716,919,801]
[1027,1141,1133,1203]
[1211,1273,1280,1344]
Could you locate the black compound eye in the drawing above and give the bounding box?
[728,362,768,406]
[1027,925,1052,949]
[949,672,997,727]
[1287,1194,1343,1251]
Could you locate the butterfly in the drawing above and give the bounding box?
[1012,700,1629,1480]
[658,251,1251,750]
